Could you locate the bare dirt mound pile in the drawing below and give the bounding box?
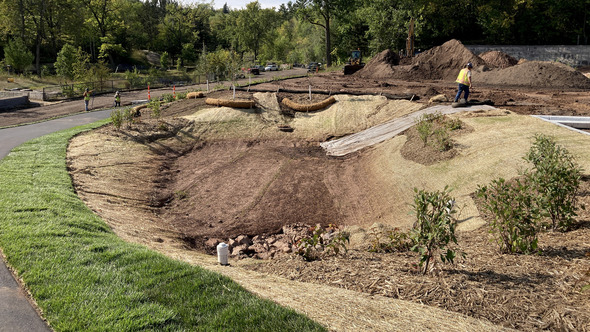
[479,50,518,69]
[357,39,484,81]
[478,61,590,89]
[407,39,486,80]
[355,49,400,79]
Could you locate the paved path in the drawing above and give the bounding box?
[321,104,497,156]
[0,109,112,332]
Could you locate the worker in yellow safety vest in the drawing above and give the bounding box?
[454,62,472,103]
[114,91,121,107]
[83,88,93,111]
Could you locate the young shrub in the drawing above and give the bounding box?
[410,186,461,274]
[161,93,175,103]
[446,118,463,131]
[476,177,541,254]
[295,224,349,261]
[368,227,413,253]
[122,107,135,126]
[415,114,433,146]
[149,100,161,119]
[433,127,452,152]
[110,109,123,129]
[524,134,584,231]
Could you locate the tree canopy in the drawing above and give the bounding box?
[0,0,588,73]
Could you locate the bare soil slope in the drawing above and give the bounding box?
[68,89,590,331]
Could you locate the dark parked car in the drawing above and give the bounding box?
[248,67,260,75]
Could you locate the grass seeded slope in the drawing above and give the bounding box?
[0,120,325,332]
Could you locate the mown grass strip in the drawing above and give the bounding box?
[0,121,325,332]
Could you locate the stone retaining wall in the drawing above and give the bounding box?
[0,96,29,111]
[467,45,590,67]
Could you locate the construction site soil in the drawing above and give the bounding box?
[44,39,590,331]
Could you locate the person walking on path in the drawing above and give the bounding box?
[83,88,93,111]
[454,62,472,103]
[114,91,121,107]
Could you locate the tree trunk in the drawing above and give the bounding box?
[325,17,331,67]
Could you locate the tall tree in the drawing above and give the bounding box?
[294,0,349,66]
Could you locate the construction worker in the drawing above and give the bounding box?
[454,62,472,103]
[114,91,121,107]
[83,88,93,111]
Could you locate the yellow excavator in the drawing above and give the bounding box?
[343,49,364,75]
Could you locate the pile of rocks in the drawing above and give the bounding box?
[206,223,313,260]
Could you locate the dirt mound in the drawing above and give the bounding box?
[477,61,590,89]
[357,39,484,81]
[355,39,590,89]
[479,50,518,69]
[407,39,486,80]
[355,49,400,79]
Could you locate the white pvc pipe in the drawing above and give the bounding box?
[217,243,229,265]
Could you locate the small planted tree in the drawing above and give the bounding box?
[524,134,584,231]
[410,186,461,274]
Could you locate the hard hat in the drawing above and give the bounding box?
[467,62,473,68]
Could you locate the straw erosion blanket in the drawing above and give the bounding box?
[67,92,590,331]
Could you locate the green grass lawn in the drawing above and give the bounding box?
[0,120,325,331]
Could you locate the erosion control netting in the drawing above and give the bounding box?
[357,39,590,89]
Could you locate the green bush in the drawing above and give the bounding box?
[368,227,412,253]
[161,93,175,103]
[410,186,461,274]
[149,100,161,119]
[295,224,349,261]
[414,112,456,151]
[110,109,124,129]
[524,134,585,231]
[433,127,452,152]
[4,38,34,73]
[476,177,541,254]
[415,114,433,146]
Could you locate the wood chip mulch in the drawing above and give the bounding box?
[244,225,590,331]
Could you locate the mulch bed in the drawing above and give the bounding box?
[244,222,590,331]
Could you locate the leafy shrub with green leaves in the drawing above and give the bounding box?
[110,109,124,129]
[295,224,349,261]
[410,186,461,274]
[476,177,541,254]
[4,38,34,73]
[524,134,584,231]
[446,118,463,131]
[149,100,161,119]
[161,93,175,103]
[414,112,457,151]
[433,127,452,152]
[368,227,413,253]
[110,107,135,129]
[415,114,434,146]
